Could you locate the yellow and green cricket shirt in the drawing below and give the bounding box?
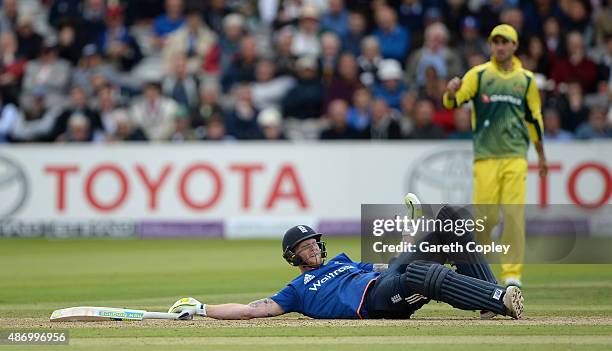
[443,56,543,160]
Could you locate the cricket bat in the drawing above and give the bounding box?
[50,306,183,322]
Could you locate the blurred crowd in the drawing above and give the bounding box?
[0,0,611,143]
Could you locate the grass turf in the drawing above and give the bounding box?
[1,237,611,350]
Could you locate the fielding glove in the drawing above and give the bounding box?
[168,297,207,317]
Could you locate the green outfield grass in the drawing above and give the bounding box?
[1,237,611,350]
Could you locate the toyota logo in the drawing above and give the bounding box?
[406,149,473,204]
[0,154,29,218]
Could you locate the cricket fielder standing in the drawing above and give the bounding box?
[442,24,548,287]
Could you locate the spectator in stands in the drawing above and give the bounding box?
[557,0,592,35]
[324,53,360,109]
[0,0,19,33]
[357,36,382,88]
[257,107,287,140]
[273,27,296,76]
[448,107,472,140]
[550,31,599,94]
[153,0,185,50]
[520,35,552,77]
[282,56,323,120]
[170,105,198,142]
[347,87,371,133]
[129,80,179,141]
[221,35,258,92]
[11,87,61,142]
[0,31,27,96]
[373,59,407,111]
[225,83,261,139]
[457,16,488,68]
[57,113,92,143]
[543,107,574,142]
[407,99,445,139]
[499,7,527,53]
[108,109,148,142]
[554,80,590,132]
[320,99,359,140]
[163,9,218,76]
[373,5,410,62]
[56,20,83,66]
[72,44,118,97]
[405,22,462,89]
[365,98,401,140]
[94,83,124,141]
[15,13,43,60]
[341,12,367,57]
[398,92,416,137]
[203,0,230,34]
[81,0,107,46]
[100,5,143,72]
[320,32,341,83]
[0,88,19,143]
[162,53,199,112]
[575,107,611,139]
[22,38,71,107]
[193,82,223,132]
[398,0,426,49]
[50,85,103,142]
[321,0,349,38]
[204,114,234,141]
[291,5,321,58]
[251,58,296,111]
[218,13,245,74]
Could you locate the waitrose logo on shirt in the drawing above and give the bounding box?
[308,265,355,291]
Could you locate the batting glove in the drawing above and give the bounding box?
[168,297,207,317]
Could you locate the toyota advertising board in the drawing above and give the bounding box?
[0,142,610,237]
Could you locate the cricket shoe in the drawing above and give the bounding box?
[503,286,524,319]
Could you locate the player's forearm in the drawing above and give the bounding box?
[206,303,257,320]
[534,141,546,160]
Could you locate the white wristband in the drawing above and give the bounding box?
[198,304,207,317]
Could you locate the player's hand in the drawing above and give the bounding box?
[538,158,548,177]
[446,77,462,95]
[168,297,207,316]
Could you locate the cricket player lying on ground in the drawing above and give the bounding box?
[169,205,524,320]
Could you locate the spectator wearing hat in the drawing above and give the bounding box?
[22,38,71,107]
[373,6,410,62]
[163,10,218,76]
[405,22,463,89]
[258,107,287,140]
[15,13,43,60]
[291,5,322,58]
[320,99,360,139]
[357,36,383,88]
[100,5,143,72]
[282,55,324,120]
[341,11,367,57]
[129,80,179,141]
[372,59,407,111]
[457,16,488,68]
[252,58,296,111]
[364,98,402,140]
